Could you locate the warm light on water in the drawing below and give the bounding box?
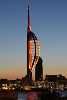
[18,92,40,100]
[27,92,39,100]
[18,91,67,100]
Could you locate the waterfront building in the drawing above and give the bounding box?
[45,75,66,90]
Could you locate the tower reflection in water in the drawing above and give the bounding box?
[27,92,40,100]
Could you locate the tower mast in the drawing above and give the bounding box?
[27,6,31,32]
[27,6,32,85]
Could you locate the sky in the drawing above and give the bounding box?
[0,0,67,80]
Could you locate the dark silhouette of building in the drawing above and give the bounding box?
[45,74,65,82]
[0,79,7,85]
[45,75,57,82]
[35,57,43,81]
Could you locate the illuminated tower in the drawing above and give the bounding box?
[27,6,42,85]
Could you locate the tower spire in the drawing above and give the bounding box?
[28,6,31,32]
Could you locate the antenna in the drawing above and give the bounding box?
[28,0,30,7]
[27,2,31,32]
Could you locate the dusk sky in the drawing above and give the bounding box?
[0,0,67,80]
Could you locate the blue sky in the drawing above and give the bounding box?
[0,0,67,79]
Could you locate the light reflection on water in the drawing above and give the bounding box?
[18,91,67,100]
[27,92,40,100]
[18,92,40,100]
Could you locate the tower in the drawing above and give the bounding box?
[27,6,43,85]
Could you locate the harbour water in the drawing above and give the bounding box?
[58,90,67,97]
[18,92,40,100]
[18,92,27,100]
[18,91,67,100]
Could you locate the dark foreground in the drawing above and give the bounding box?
[38,90,67,100]
[0,91,18,100]
[0,89,67,100]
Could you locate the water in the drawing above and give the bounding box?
[18,92,27,100]
[18,92,40,100]
[58,90,67,97]
[18,91,67,100]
